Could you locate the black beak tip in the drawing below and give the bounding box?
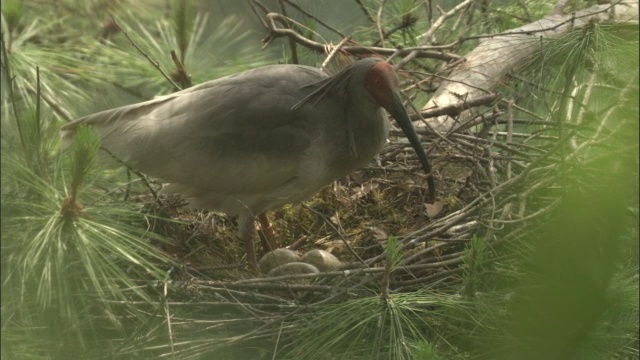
[388,92,437,202]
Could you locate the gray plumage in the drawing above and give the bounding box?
[61,58,434,268]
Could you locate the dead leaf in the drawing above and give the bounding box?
[330,211,341,225]
[425,200,444,218]
[368,226,388,241]
[397,179,415,192]
[324,240,347,254]
[350,182,379,201]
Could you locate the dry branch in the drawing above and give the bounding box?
[421,1,639,133]
[260,12,461,62]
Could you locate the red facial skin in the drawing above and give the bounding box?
[363,61,400,111]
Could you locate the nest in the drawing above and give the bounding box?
[114,30,637,353]
[127,108,572,318]
[101,86,639,359]
[146,110,563,281]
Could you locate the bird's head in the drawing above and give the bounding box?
[363,59,436,202]
[292,57,436,202]
[363,60,401,113]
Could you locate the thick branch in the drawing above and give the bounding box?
[421,1,639,133]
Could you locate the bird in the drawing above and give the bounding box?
[61,57,436,269]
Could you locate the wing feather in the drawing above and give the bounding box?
[61,64,329,194]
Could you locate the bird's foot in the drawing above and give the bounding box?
[257,213,278,253]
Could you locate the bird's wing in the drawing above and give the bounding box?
[61,65,330,194]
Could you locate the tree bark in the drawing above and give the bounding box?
[421,1,639,133]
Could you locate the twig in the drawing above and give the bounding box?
[552,0,573,15]
[261,13,460,62]
[109,15,182,92]
[272,319,285,360]
[301,203,367,266]
[321,36,351,71]
[179,261,470,286]
[375,0,387,48]
[162,276,175,358]
[399,241,451,265]
[35,66,41,139]
[24,83,74,122]
[354,0,375,23]
[394,268,462,290]
[250,0,271,28]
[100,147,163,206]
[282,0,346,37]
[1,31,26,153]
[396,0,474,69]
[170,50,192,88]
[489,199,559,224]
[506,99,514,179]
[393,1,637,61]
[409,94,499,121]
[32,67,50,181]
[372,14,420,47]
[278,0,299,64]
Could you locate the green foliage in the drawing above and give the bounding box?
[1,0,269,119]
[2,0,23,35]
[486,144,638,359]
[461,235,486,299]
[2,105,175,356]
[385,235,402,269]
[283,289,470,360]
[172,0,196,63]
[68,125,100,198]
[1,1,637,359]
[522,22,639,106]
[1,13,87,118]
[3,177,153,356]
[485,0,555,31]
[353,0,429,48]
[412,341,451,360]
[465,25,637,359]
[105,13,269,97]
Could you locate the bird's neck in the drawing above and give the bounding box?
[329,105,390,176]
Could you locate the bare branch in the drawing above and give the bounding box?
[282,0,346,37]
[261,12,461,62]
[109,16,182,92]
[321,36,352,71]
[396,0,474,69]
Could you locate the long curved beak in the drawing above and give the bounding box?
[387,91,436,202]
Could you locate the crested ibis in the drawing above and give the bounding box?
[61,57,436,269]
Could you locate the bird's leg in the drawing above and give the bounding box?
[257,212,278,253]
[238,214,258,270]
